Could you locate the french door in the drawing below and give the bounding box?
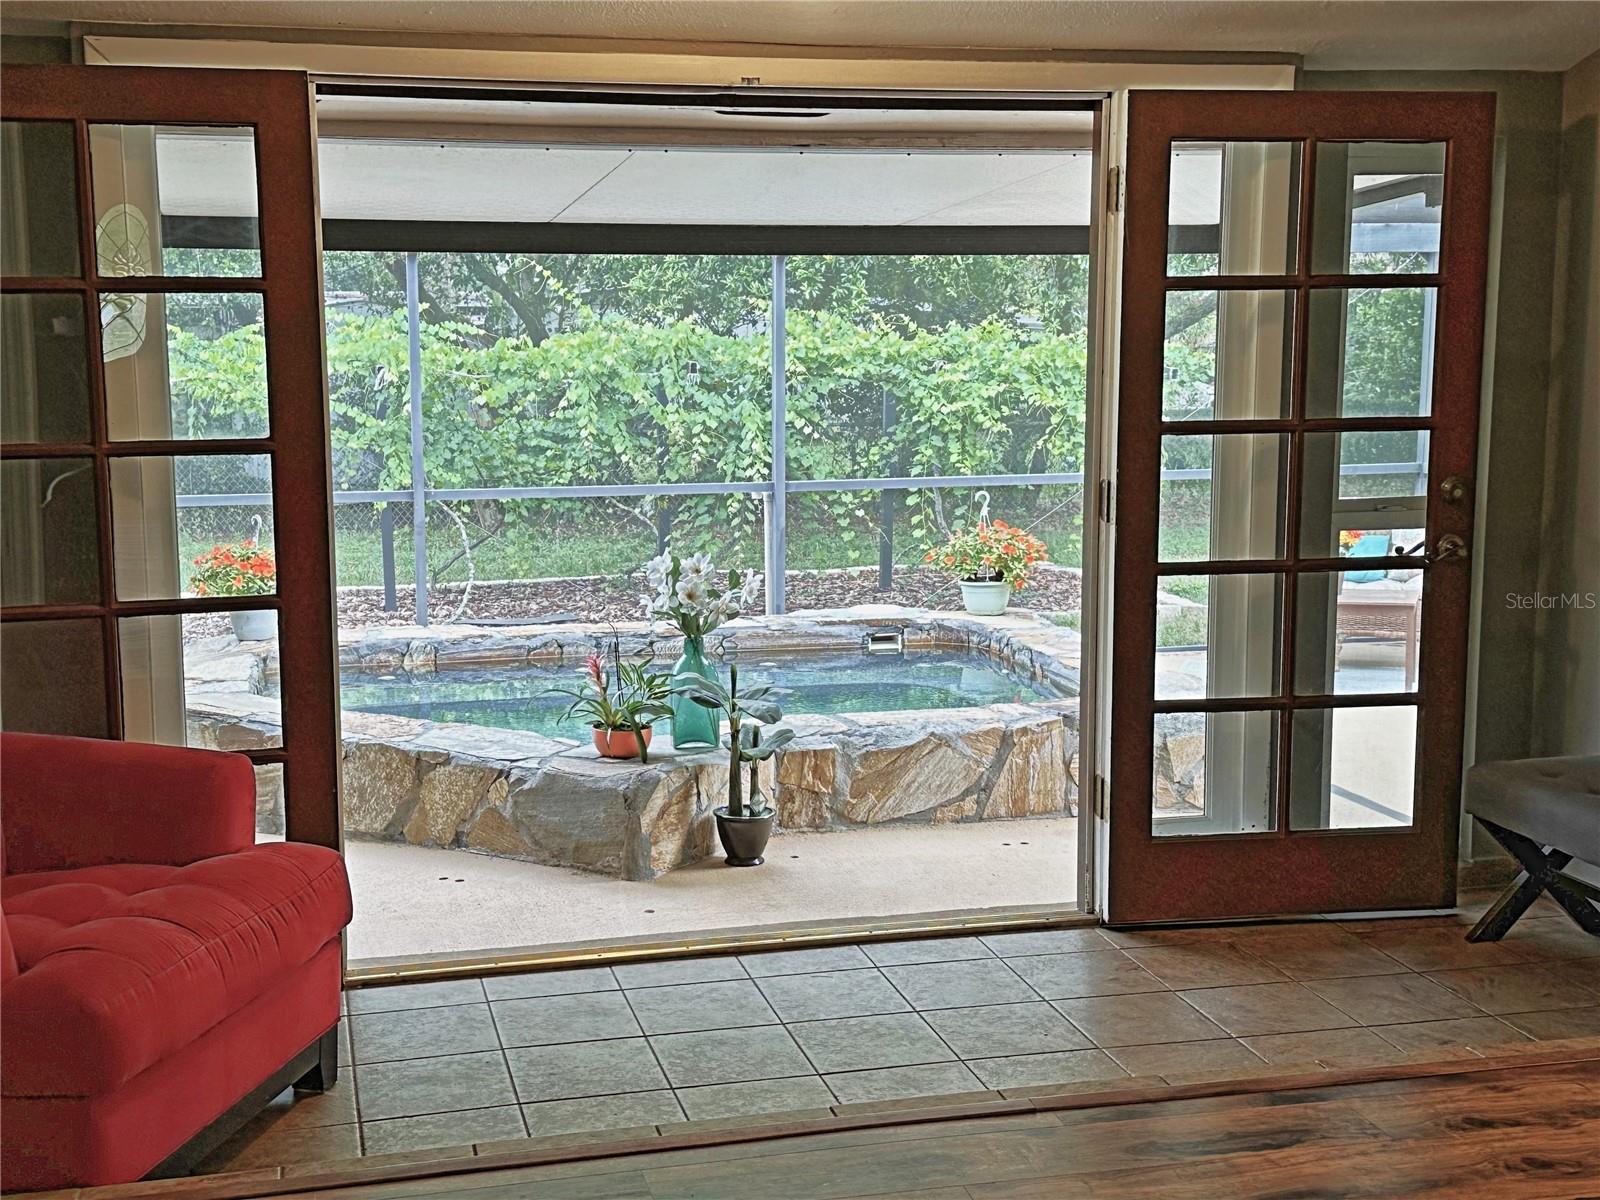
[1108,90,1494,922]
[0,66,341,847]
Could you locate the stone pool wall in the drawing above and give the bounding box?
[184,608,1081,880]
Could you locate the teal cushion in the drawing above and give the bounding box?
[1345,532,1389,583]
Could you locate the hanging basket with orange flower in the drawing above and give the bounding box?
[924,518,1050,591]
[189,539,277,598]
[923,515,1049,617]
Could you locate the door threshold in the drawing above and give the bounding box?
[345,902,1093,986]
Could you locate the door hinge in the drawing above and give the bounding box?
[1094,774,1108,820]
[1105,164,1123,215]
[1099,478,1115,524]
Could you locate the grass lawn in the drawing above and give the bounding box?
[291,521,1091,590]
[179,495,1208,596]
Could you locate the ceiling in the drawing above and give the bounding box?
[155,129,1104,225]
[6,0,1600,72]
[149,124,1442,239]
[147,100,1105,226]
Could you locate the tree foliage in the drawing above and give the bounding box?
[161,248,1425,583]
[172,251,1094,567]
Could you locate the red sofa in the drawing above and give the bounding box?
[1,733,352,1191]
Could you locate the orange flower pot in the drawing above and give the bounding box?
[593,725,653,759]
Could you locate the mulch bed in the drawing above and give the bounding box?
[375,564,1080,628]
[184,566,1082,639]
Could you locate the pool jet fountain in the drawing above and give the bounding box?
[675,663,793,866]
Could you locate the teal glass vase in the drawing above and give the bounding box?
[669,635,720,750]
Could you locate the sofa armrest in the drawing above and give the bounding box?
[1,733,255,874]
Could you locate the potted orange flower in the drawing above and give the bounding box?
[925,518,1050,616]
[190,539,277,641]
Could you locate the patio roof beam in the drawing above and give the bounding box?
[326,220,1103,256]
[156,215,1219,258]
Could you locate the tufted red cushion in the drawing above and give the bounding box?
[2,733,254,873]
[1,841,350,1097]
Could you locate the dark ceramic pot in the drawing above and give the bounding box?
[714,805,775,867]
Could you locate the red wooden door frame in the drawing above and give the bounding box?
[1,65,341,849]
[1109,90,1495,923]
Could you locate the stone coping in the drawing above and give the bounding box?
[338,606,1081,693]
[185,608,1083,879]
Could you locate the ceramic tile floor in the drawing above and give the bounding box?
[198,895,1600,1174]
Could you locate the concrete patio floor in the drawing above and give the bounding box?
[344,817,1079,963]
[333,644,1410,963]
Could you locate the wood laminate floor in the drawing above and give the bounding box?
[265,1057,1600,1199]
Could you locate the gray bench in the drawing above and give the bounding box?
[1464,755,1600,941]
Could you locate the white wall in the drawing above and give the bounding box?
[1535,49,1600,756]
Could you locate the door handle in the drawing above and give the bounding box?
[1426,533,1470,563]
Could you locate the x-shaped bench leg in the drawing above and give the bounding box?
[1467,818,1600,942]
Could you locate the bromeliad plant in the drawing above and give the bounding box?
[190,539,276,598]
[547,633,673,763]
[924,519,1050,591]
[674,664,794,819]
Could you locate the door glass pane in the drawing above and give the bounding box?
[1,293,91,443]
[1,120,81,277]
[253,763,285,842]
[1168,140,1301,276]
[1,618,109,737]
[119,611,282,750]
[1305,287,1436,419]
[1,457,101,605]
[89,124,260,277]
[1295,570,1422,696]
[1299,430,1427,558]
[109,453,275,600]
[103,292,269,439]
[1160,433,1289,562]
[1156,574,1283,700]
[1163,289,1293,420]
[1312,142,1445,275]
[1290,705,1417,829]
[1153,709,1278,834]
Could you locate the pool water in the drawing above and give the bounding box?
[338,649,1072,738]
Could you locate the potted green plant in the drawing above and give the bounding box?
[924,518,1049,616]
[190,539,277,641]
[673,664,793,866]
[548,637,673,763]
[643,552,761,750]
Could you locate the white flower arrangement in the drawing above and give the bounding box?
[643,551,762,640]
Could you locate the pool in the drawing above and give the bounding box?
[196,610,1084,873]
[338,648,1074,738]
